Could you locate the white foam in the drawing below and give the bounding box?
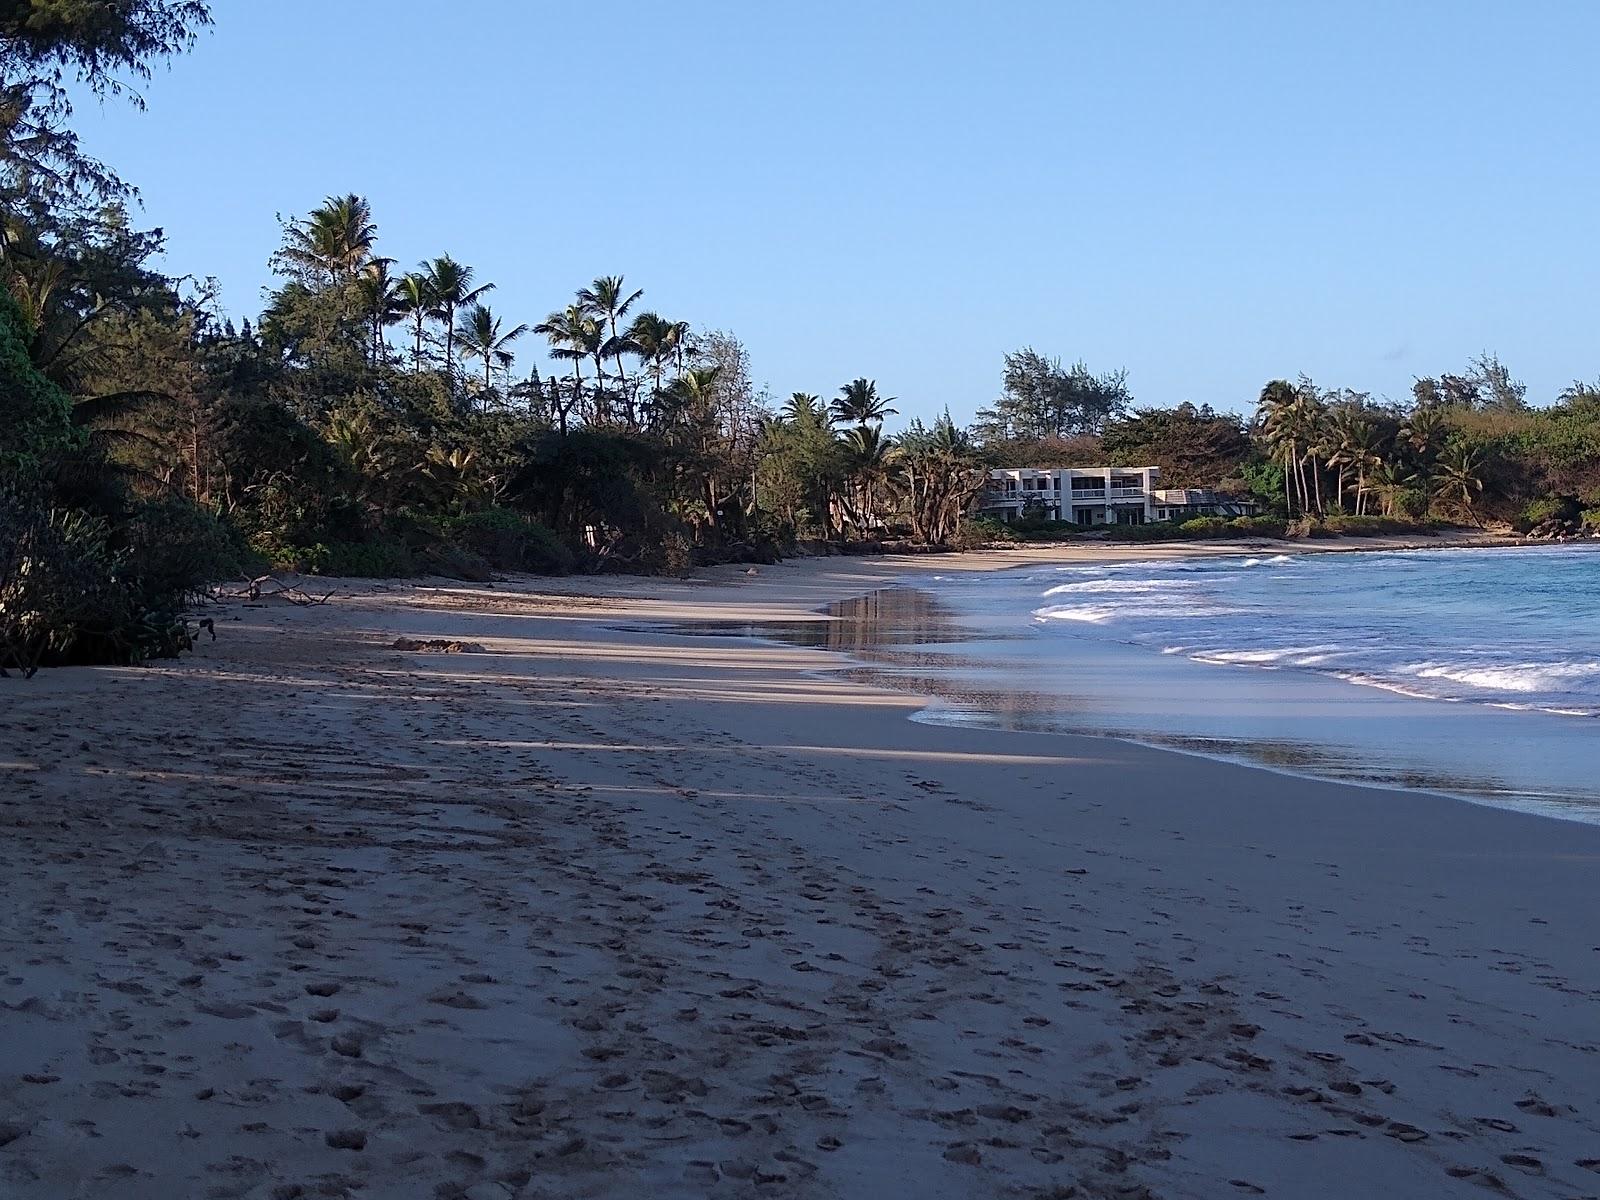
[1401,660,1600,694]
[1033,604,1119,624]
[1041,578,1190,597]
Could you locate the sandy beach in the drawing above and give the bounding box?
[3,545,1598,1200]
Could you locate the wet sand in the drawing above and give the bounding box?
[2,549,1598,1199]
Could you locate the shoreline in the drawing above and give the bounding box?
[3,549,1599,1198]
[719,543,1600,829]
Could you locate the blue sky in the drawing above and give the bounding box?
[78,1,1599,425]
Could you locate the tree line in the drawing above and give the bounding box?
[5,2,1599,672]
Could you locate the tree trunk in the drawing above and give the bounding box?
[443,303,455,389]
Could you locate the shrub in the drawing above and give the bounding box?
[1011,519,1089,542]
[415,540,492,581]
[1,488,202,673]
[1517,496,1578,531]
[1104,522,1187,542]
[252,535,419,578]
[1229,516,1289,537]
[955,516,1017,547]
[1317,514,1387,536]
[658,531,694,578]
[1178,517,1232,537]
[1103,515,1288,542]
[439,508,574,574]
[122,497,243,600]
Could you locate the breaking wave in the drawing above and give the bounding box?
[1027,547,1600,718]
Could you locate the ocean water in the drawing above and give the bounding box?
[1026,546,1600,718]
[656,545,1600,821]
[900,545,1600,822]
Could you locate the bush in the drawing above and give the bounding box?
[1,488,202,673]
[955,516,1017,547]
[1316,514,1427,537]
[657,531,694,578]
[1104,522,1187,542]
[1229,516,1289,537]
[1517,496,1579,531]
[1010,519,1090,542]
[439,508,574,574]
[1101,516,1287,542]
[122,497,243,600]
[254,536,418,578]
[415,540,492,581]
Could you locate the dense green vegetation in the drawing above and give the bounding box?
[4,3,1599,671]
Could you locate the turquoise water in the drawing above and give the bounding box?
[892,546,1600,823]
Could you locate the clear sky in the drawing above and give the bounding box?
[77,0,1599,426]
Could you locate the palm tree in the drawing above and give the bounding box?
[831,378,897,428]
[578,276,644,418]
[838,422,897,533]
[454,302,529,400]
[395,272,434,371]
[781,392,825,424]
[669,319,691,373]
[421,255,493,383]
[1256,379,1303,514]
[655,366,728,528]
[1325,407,1380,514]
[352,258,404,367]
[1433,444,1485,525]
[1400,403,1445,493]
[534,305,603,424]
[1369,460,1415,518]
[278,193,377,286]
[625,311,684,423]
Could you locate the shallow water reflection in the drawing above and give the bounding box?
[651,585,1600,824]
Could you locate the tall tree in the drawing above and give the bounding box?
[578,275,643,422]
[534,305,600,426]
[353,257,403,366]
[972,349,1131,443]
[830,377,896,428]
[625,311,684,423]
[898,411,985,544]
[394,271,433,371]
[273,194,376,287]
[453,302,528,399]
[0,0,211,220]
[781,392,824,423]
[421,254,492,385]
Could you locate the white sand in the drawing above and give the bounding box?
[2,547,1597,1200]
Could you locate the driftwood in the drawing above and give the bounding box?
[211,575,337,606]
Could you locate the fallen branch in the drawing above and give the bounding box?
[211,575,337,606]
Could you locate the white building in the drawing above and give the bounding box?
[978,466,1163,525]
[978,468,1261,526]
